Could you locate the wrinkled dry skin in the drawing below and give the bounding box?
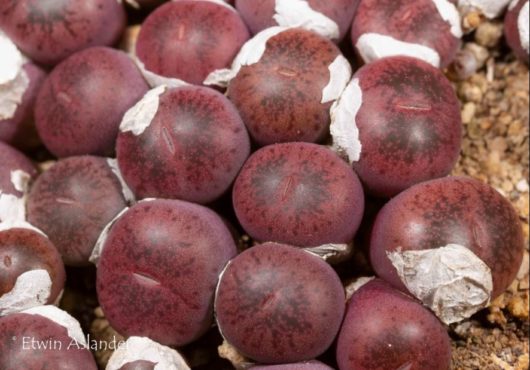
[336,279,452,370]
[0,312,97,369]
[97,200,237,346]
[117,86,250,204]
[228,28,342,146]
[0,0,126,65]
[0,142,36,197]
[235,0,358,41]
[35,47,149,158]
[505,0,529,63]
[233,142,364,247]
[215,243,345,364]
[27,156,128,266]
[352,56,462,198]
[0,228,65,305]
[0,63,46,148]
[135,0,249,84]
[370,176,525,299]
[350,0,460,67]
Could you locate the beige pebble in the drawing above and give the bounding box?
[516,179,529,193]
[461,102,476,124]
[475,22,504,48]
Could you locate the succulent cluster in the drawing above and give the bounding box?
[0,0,527,369]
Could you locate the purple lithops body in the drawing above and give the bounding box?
[336,279,452,370]
[26,156,129,266]
[117,85,250,204]
[215,243,345,363]
[0,0,126,66]
[0,306,97,369]
[505,0,529,63]
[250,361,333,370]
[233,142,364,247]
[370,176,525,323]
[227,28,351,146]
[235,0,358,42]
[35,47,149,158]
[96,199,237,346]
[0,228,65,315]
[350,0,462,68]
[332,56,462,198]
[135,0,250,85]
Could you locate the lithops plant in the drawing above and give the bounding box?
[350,0,462,68]
[370,176,525,324]
[96,199,237,346]
[0,305,97,369]
[27,156,131,266]
[215,243,345,363]
[0,228,65,316]
[35,47,149,158]
[336,279,452,370]
[134,0,249,86]
[330,56,462,198]
[0,0,126,66]
[233,142,364,247]
[235,0,359,42]
[208,27,352,146]
[116,85,250,203]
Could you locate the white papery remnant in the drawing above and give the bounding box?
[356,33,442,67]
[53,289,64,307]
[432,0,463,38]
[0,32,24,84]
[345,276,375,300]
[204,26,288,87]
[10,170,31,193]
[0,170,30,223]
[518,1,529,53]
[193,0,236,11]
[0,220,46,236]
[458,0,511,18]
[304,243,353,264]
[123,0,140,9]
[0,270,52,316]
[120,85,166,136]
[321,55,352,104]
[106,159,135,203]
[89,207,129,266]
[106,336,191,370]
[387,244,493,325]
[22,305,87,346]
[330,78,363,163]
[139,198,157,203]
[0,69,29,121]
[135,57,190,89]
[273,0,340,40]
[0,32,29,120]
[0,193,26,223]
